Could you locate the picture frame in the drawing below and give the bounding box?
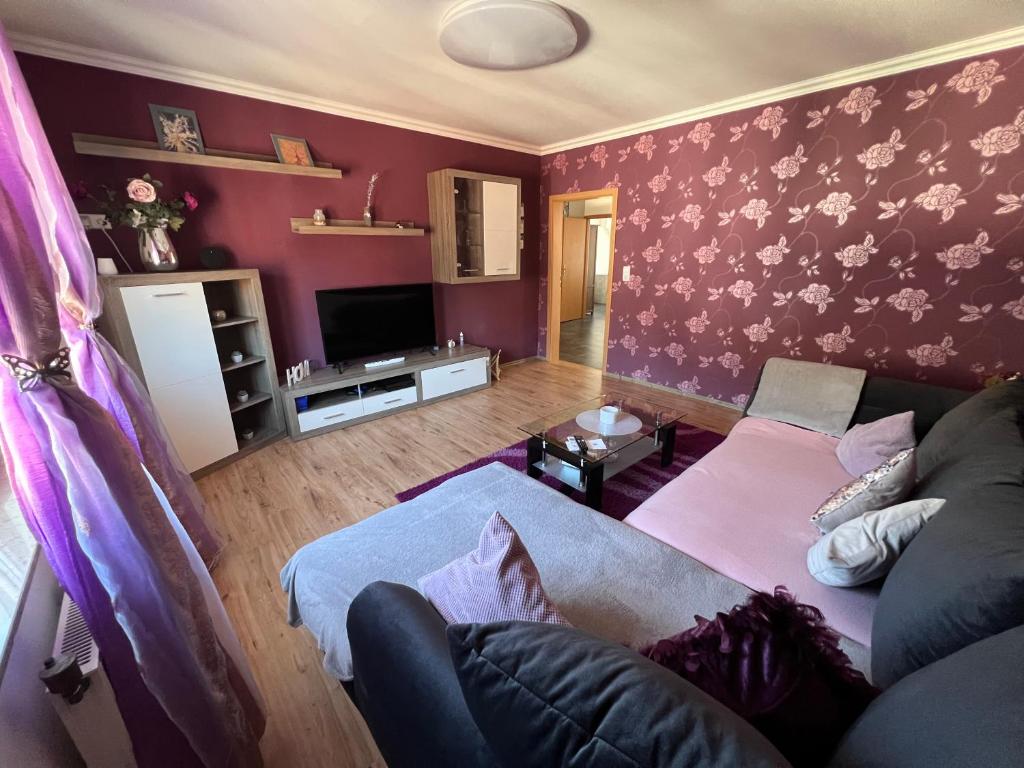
[148,104,205,154]
[271,134,314,167]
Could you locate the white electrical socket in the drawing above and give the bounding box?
[79,213,111,230]
[622,265,631,282]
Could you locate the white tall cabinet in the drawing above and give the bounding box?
[99,270,284,476]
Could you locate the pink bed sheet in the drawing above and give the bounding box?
[624,417,878,646]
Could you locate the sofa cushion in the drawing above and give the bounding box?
[836,411,915,476]
[625,417,878,648]
[419,512,569,626]
[640,588,876,768]
[871,407,1024,687]
[448,621,792,768]
[811,449,916,533]
[807,498,943,588]
[849,376,970,442]
[915,379,1024,478]
[829,625,1024,768]
[746,357,866,436]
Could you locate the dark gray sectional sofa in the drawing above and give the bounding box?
[344,377,1024,767]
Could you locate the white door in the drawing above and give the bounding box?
[149,374,238,472]
[482,181,519,276]
[119,282,222,388]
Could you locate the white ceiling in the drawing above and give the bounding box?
[4,1,1024,153]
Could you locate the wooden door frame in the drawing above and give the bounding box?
[545,188,619,368]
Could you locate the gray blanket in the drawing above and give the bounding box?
[282,462,869,680]
[747,357,866,437]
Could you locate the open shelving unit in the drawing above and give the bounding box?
[290,217,425,237]
[72,133,343,179]
[203,276,285,460]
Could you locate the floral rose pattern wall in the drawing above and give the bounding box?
[539,48,1024,407]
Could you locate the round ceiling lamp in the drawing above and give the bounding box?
[439,0,579,71]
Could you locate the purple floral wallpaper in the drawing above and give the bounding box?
[539,48,1024,407]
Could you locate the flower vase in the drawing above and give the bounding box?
[139,226,180,272]
[363,206,374,228]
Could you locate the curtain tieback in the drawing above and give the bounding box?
[78,321,95,330]
[2,348,72,392]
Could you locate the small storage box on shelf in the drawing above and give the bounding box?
[99,269,285,476]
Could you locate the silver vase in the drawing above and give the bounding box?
[363,206,374,227]
[139,226,180,272]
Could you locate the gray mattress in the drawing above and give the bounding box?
[281,461,869,680]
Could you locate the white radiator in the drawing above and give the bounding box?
[44,594,136,768]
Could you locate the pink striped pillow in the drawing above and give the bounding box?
[419,512,570,626]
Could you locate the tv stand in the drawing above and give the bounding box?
[280,344,491,440]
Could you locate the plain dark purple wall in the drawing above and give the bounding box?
[17,53,541,370]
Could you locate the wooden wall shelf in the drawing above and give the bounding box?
[72,133,343,179]
[211,315,258,329]
[290,217,425,237]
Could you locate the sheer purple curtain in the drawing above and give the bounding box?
[9,45,222,567]
[0,25,264,768]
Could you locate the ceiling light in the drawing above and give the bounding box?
[439,0,578,71]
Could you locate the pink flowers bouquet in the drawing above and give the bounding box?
[75,173,197,231]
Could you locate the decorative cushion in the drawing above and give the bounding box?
[810,449,916,533]
[871,407,1024,687]
[807,499,944,587]
[836,411,915,476]
[447,621,792,768]
[746,357,866,437]
[639,588,877,768]
[419,512,568,626]
[829,625,1024,768]
[915,378,1024,478]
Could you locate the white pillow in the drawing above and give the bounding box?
[811,448,916,533]
[807,498,945,587]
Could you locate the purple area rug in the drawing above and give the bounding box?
[395,425,726,521]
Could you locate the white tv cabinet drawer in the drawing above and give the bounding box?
[420,357,488,400]
[362,386,418,416]
[297,397,364,433]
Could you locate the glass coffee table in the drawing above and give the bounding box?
[519,395,683,511]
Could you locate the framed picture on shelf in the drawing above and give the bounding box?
[271,134,314,167]
[148,104,205,154]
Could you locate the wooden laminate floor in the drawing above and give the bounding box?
[125,360,734,768]
[559,304,606,369]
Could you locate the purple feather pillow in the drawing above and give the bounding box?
[640,587,877,768]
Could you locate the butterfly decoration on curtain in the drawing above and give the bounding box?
[1,347,72,391]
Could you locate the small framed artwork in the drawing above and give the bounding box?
[149,104,205,154]
[271,134,314,167]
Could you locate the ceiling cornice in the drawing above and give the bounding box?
[7,32,541,155]
[538,24,1024,155]
[9,24,1024,158]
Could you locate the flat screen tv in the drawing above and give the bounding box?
[315,283,437,364]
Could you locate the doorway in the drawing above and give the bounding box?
[546,190,618,370]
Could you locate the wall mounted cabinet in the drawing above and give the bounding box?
[427,168,523,283]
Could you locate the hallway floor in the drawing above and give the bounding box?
[559,304,605,369]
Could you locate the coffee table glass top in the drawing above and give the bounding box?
[519,395,682,463]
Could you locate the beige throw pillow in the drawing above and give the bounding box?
[811,449,916,533]
[807,498,945,587]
